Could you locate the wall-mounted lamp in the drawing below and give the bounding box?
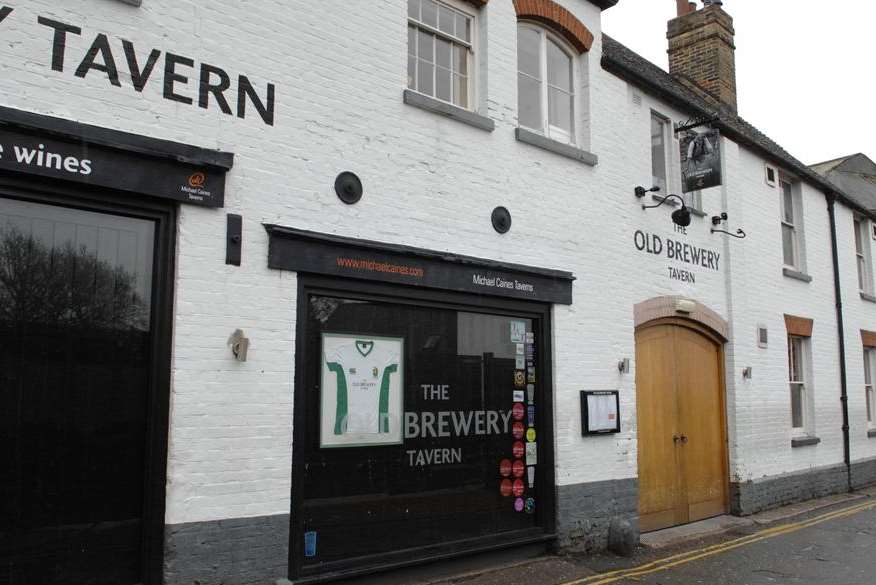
[227,329,250,362]
[618,358,631,374]
[711,212,747,239]
[634,185,661,198]
[640,192,691,227]
[742,367,753,379]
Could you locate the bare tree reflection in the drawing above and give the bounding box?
[0,229,148,330]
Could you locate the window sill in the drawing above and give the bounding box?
[783,268,813,283]
[403,90,495,132]
[868,429,876,439]
[791,436,821,448]
[515,128,598,166]
[861,292,876,303]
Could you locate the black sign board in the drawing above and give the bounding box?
[266,225,575,304]
[0,107,233,208]
[680,128,722,193]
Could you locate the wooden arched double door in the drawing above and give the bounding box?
[635,319,729,533]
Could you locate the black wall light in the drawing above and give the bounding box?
[491,206,512,234]
[711,212,747,239]
[335,171,363,204]
[636,188,691,228]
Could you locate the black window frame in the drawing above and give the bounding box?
[0,172,176,585]
[289,274,557,582]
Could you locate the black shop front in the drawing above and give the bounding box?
[0,106,232,585]
[266,226,574,583]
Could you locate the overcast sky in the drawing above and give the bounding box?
[602,1,874,166]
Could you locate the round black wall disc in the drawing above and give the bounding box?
[491,206,512,234]
[335,172,363,204]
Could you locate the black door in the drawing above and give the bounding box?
[0,196,159,585]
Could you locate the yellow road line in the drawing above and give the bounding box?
[560,498,876,585]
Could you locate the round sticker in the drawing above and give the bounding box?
[513,479,525,497]
[513,459,525,478]
[525,497,536,514]
[512,421,525,439]
[499,459,512,478]
[514,497,525,512]
[526,427,537,443]
[512,402,525,421]
[500,479,513,497]
[512,441,525,459]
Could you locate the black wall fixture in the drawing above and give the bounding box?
[491,206,512,234]
[226,213,242,266]
[335,172,363,204]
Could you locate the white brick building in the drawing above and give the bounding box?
[0,0,874,584]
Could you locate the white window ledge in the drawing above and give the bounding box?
[515,128,598,166]
[791,436,821,448]
[783,268,813,283]
[861,292,876,303]
[403,90,494,132]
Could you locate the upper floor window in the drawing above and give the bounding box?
[780,178,802,269]
[854,217,873,293]
[650,112,669,194]
[408,0,474,109]
[517,24,575,144]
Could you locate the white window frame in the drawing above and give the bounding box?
[650,111,670,195]
[865,348,876,428]
[788,335,813,435]
[407,0,476,110]
[854,216,873,294]
[780,177,802,270]
[517,22,578,145]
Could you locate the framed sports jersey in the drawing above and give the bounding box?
[320,333,404,448]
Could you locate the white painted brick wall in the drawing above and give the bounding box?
[0,0,869,526]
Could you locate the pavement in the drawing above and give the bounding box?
[417,486,876,585]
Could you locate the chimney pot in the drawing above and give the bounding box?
[676,0,695,17]
[668,1,737,111]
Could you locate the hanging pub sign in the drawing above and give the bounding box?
[680,128,722,193]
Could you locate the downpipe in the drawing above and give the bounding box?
[827,193,852,492]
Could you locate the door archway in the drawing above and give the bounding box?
[635,315,729,533]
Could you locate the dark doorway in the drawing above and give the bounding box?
[0,194,171,585]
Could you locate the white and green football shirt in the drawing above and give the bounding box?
[325,339,399,435]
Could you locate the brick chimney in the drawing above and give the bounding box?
[668,1,737,112]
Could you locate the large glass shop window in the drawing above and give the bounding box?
[301,294,544,565]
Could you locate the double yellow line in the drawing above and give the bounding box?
[560,497,876,585]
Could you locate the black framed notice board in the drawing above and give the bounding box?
[580,391,620,436]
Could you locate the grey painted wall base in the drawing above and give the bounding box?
[164,513,289,585]
[556,478,639,553]
[730,463,850,516]
[851,457,876,489]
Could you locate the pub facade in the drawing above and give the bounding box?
[1,1,875,584]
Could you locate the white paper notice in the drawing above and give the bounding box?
[587,393,618,432]
[525,442,537,465]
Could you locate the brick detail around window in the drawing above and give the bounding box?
[784,314,813,338]
[861,329,876,348]
[634,296,729,340]
[512,0,594,53]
